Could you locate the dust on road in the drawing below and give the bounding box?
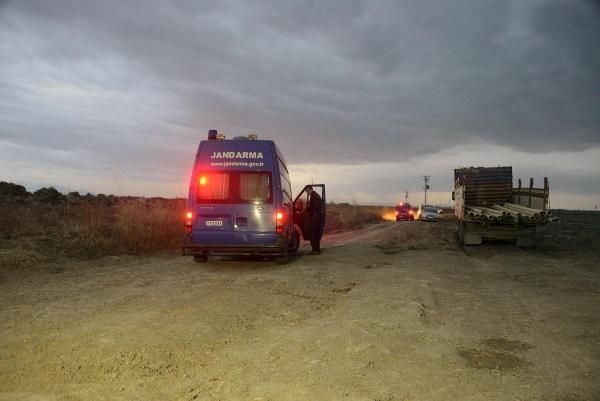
[1,215,599,401]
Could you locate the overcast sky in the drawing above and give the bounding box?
[1,0,599,208]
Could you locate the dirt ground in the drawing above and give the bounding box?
[1,212,599,401]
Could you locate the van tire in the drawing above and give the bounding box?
[276,243,290,265]
[276,250,289,265]
[288,229,300,253]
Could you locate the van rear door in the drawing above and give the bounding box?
[191,139,279,247]
[232,171,277,245]
[193,172,235,244]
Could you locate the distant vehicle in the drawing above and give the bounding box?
[417,205,438,222]
[395,203,414,221]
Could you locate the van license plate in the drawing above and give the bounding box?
[205,220,223,227]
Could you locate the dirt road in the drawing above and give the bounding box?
[1,215,599,401]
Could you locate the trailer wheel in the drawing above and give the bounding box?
[516,235,535,247]
[457,220,465,244]
[193,255,208,263]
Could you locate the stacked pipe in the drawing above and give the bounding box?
[465,203,559,224]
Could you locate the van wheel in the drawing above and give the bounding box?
[288,229,300,253]
[276,246,289,265]
[193,255,208,263]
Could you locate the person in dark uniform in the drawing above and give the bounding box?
[305,186,323,255]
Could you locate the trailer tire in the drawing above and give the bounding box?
[193,255,208,263]
[457,220,465,244]
[516,235,535,247]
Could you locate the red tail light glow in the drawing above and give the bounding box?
[199,176,207,186]
[276,211,284,233]
[185,211,193,234]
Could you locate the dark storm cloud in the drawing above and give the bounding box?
[1,0,599,168]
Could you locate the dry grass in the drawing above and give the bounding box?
[325,203,394,232]
[0,198,186,268]
[0,199,391,269]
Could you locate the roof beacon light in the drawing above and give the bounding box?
[217,132,226,140]
[248,133,258,140]
[208,129,218,140]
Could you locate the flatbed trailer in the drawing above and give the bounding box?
[454,167,551,246]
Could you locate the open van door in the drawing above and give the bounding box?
[293,184,326,241]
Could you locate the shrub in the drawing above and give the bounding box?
[0,181,29,202]
[33,187,65,204]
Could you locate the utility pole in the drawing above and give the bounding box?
[404,191,409,203]
[421,175,430,205]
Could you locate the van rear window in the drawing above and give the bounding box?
[196,171,272,204]
[240,173,271,202]
[197,173,230,201]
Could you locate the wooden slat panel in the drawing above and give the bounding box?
[454,167,513,205]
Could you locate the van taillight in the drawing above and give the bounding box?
[185,211,193,234]
[276,211,284,234]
